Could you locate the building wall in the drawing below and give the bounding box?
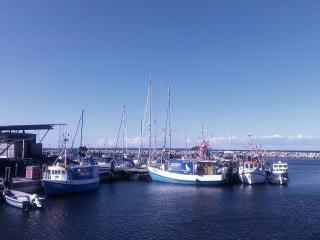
[0,141,42,159]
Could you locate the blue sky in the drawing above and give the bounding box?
[1,0,320,150]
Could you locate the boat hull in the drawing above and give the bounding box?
[269,173,288,185]
[239,171,267,185]
[4,195,30,209]
[42,179,99,195]
[148,166,225,186]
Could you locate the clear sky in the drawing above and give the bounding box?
[1,0,320,150]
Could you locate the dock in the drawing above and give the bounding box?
[9,178,43,193]
[99,167,149,182]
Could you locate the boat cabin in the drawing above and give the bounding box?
[45,166,68,181]
[272,161,288,174]
[223,151,235,161]
[44,164,99,181]
[239,161,264,171]
[164,159,222,175]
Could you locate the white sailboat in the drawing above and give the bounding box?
[147,82,227,185]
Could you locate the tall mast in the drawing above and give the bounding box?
[201,123,204,142]
[137,117,143,163]
[80,110,84,147]
[64,135,68,167]
[148,72,152,163]
[184,129,187,153]
[123,105,127,155]
[153,120,156,159]
[58,125,62,151]
[168,83,172,157]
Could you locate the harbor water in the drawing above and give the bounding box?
[1,158,320,240]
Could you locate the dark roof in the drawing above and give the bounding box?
[0,132,36,141]
[0,124,65,131]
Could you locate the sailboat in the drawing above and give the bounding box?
[42,111,100,195]
[147,83,227,185]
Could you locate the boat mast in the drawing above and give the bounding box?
[80,110,84,147]
[64,136,68,167]
[148,72,152,163]
[137,117,143,163]
[184,129,187,153]
[153,120,156,160]
[58,124,62,152]
[122,104,127,156]
[168,83,172,158]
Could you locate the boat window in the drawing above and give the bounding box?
[245,164,248,168]
[62,171,65,175]
[250,164,253,169]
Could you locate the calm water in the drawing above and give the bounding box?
[1,158,320,240]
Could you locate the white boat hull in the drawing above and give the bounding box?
[269,173,288,185]
[239,171,267,184]
[3,189,43,209]
[147,166,226,185]
[4,195,29,209]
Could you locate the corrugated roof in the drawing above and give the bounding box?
[0,124,65,131]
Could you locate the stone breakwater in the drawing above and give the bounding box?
[84,149,320,160]
[263,151,320,159]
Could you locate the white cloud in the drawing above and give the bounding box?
[259,134,282,139]
[288,134,315,140]
[97,138,105,146]
[125,136,148,146]
[107,138,116,146]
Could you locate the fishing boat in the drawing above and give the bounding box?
[42,111,100,195]
[238,159,267,184]
[269,161,288,185]
[3,188,43,209]
[148,159,227,185]
[42,141,100,195]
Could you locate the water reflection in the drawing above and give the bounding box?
[1,159,320,240]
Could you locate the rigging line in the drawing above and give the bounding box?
[71,112,82,150]
[80,110,84,147]
[142,84,150,139]
[115,105,125,151]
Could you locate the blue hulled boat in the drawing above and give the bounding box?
[42,163,99,195]
[42,144,99,195]
[42,112,100,195]
[148,159,227,185]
